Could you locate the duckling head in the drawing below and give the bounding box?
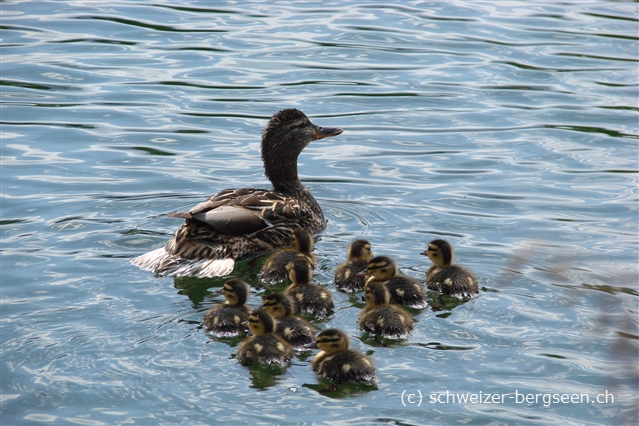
[286,258,313,285]
[362,256,397,282]
[247,309,276,336]
[217,278,249,307]
[315,328,349,354]
[262,292,295,319]
[362,282,390,307]
[421,239,454,267]
[348,239,373,262]
[291,229,314,255]
[261,109,343,191]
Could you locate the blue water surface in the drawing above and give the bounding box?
[1,1,638,425]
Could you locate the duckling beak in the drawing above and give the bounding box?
[420,250,428,256]
[215,288,224,294]
[356,269,370,277]
[313,125,343,140]
[361,295,366,302]
[305,341,319,350]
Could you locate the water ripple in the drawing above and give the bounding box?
[2,1,637,425]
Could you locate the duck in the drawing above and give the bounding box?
[334,239,373,293]
[203,278,251,337]
[285,258,334,318]
[262,292,315,349]
[236,308,294,367]
[358,282,414,340]
[311,328,376,384]
[421,239,479,299]
[260,229,317,284]
[361,256,427,309]
[131,108,343,278]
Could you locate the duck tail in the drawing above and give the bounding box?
[131,248,235,278]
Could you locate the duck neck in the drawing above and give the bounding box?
[266,159,305,193]
[269,167,324,223]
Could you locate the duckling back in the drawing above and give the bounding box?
[274,316,315,349]
[203,304,249,337]
[426,265,478,299]
[285,258,334,317]
[311,329,375,383]
[422,239,479,299]
[260,229,316,284]
[334,239,373,293]
[358,283,414,339]
[385,275,428,309]
[203,279,250,337]
[312,350,376,383]
[237,334,294,366]
[236,309,294,366]
[364,256,427,309]
[262,292,315,349]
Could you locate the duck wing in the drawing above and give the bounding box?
[132,187,320,278]
[168,188,302,236]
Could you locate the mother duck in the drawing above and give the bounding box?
[131,108,343,277]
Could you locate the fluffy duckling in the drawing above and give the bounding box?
[131,108,343,278]
[421,239,479,299]
[203,278,250,337]
[311,329,376,384]
[260,229,317,284]
[358,282,414,340]
[262,292,315,349]
[285,258,334,318]
[236,309,294,366]
[362,256,427,309]
[334,239,373,293]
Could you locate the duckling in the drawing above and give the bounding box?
[362,256,427,309]
[421,239,479,299]
[285,258,334,318]
[262,292,315,349]
[358,282,414,340]
[260,229,317,284]
[236,309,294,367]
[311,329,376,384]
[131,108,343,278]
[334,239,373,293]
[203,278,251,337]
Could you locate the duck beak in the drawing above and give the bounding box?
[420,250,428,256]
[215,288,224,294]
[313,125,343,140]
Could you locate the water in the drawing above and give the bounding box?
[2,1,638,424]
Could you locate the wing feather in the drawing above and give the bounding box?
[168,188,305,236]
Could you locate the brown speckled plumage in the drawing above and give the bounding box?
[262,292,315,349]
[311,329,375,384]
[358,282,414,339]
[285,258,334,318]
[422,239,479,299]
[363,256,427,309]
[236,309,294,366]
[203,278,250,337]
[334,239,373,293]
[131,109,343,278]
[260,229,317,284]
